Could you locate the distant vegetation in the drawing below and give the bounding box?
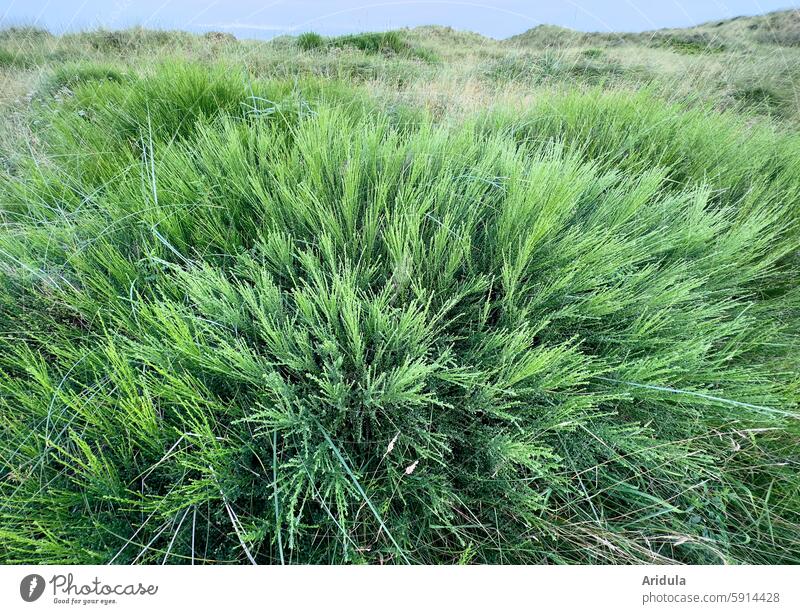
[0,11,798,565]
[297,29,437,62]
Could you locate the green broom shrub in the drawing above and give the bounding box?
[0,63,797,564]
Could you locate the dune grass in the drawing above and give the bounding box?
[0,61,797,564]
[2,11,800,123]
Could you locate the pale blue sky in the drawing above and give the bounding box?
[0,0,797,39]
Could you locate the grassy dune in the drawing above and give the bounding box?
[0,12,798,564]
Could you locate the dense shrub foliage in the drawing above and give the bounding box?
[0,64,798,564]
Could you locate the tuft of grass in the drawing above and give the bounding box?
[203,31,237,44]
[0,47,17,67]
[0,25,52,43]
[38,62,133,96]
[0,45,37,68]
[296,30,436,62]
[648,32,727,54]
[330,31,408,54]
[732,85,783,112]
[73,27,194,53]
[581,47,605,59]
[297,32,325,51]
[483,51,648,86]
[0,63,797,565]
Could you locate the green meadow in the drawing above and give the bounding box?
[0,11,798,564]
